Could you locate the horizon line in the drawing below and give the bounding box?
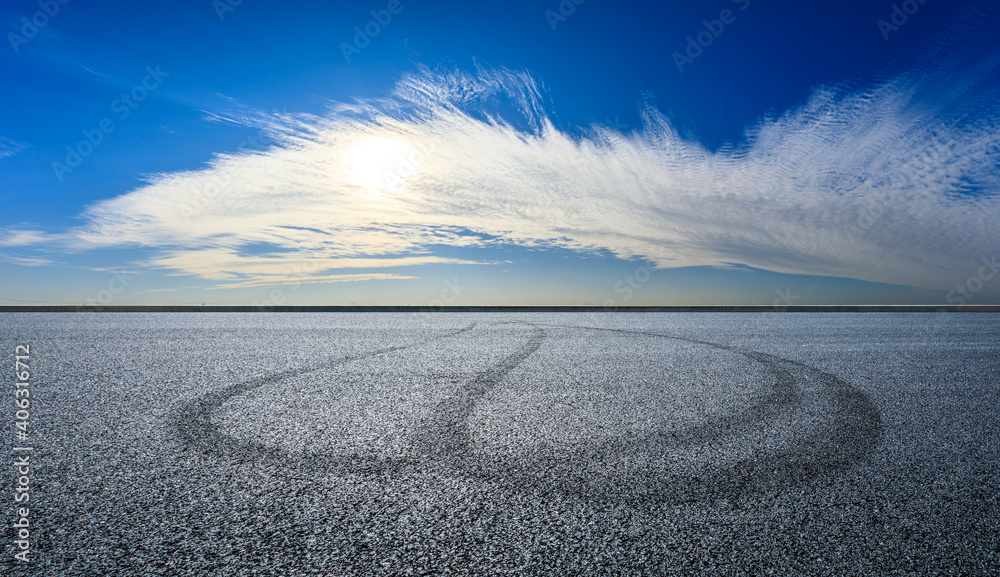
[2,305,999,313]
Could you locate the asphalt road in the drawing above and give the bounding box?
[2,313,998,575]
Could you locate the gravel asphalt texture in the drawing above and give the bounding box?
[2,313,998,575]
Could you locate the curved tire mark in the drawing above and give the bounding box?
[469,322,883,503]
[171,323,477,474]
[415,324,546,461]
[173,320,882,505]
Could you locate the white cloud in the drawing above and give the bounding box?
[202,273,418,290]
[0,229,52,246]
[143,249,483,284]
[0,254,54,267]
[0,137,25,159]
[62,49,1000,294]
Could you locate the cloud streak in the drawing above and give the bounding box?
[0,136,25,159]
[49,9,1000,295]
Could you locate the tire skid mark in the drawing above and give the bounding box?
[519,324,802,451]
[468,322,883,503]
[173,319,882,505]
[171,323,476,474]
[415,324,546,460]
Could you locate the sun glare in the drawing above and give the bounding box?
[346,137,422,193]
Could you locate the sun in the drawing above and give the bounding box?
[345,137,422,193]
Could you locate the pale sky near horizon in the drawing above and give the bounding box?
[2,0,999,306]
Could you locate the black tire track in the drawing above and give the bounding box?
[414,324,546,460]
[534,325,803,450]
[173,320,882,505]
[171,323,477,475]
[458,322,883,503]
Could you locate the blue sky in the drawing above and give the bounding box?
[1,0,998,305]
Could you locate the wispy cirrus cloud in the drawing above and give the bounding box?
[202,273,419,291]
[0,254,54,267]
[0,137,26,158]
[31,6,1000,295]
[144,249,483,284]
[0,228,54,246]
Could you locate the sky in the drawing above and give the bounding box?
[1,0,998,306]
